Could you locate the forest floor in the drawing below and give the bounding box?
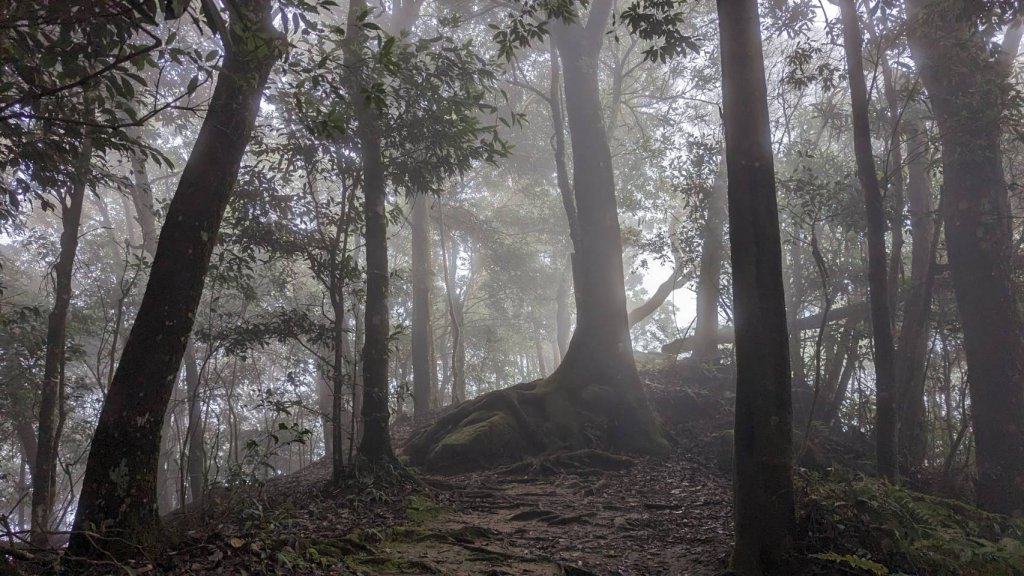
[6,362,737,575]
[153,362,737,576]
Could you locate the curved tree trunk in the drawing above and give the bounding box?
[717,1,797,573]
[69,1,282,557]
[837,0,898,481]
[31,133,90,547]
[906,0,1024,514]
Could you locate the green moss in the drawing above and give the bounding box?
[404,495,444,524]
[428,410,526,469]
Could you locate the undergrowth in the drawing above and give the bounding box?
[798,468,1024,575]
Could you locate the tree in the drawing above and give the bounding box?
[411,194,436,421]
[344,0,399,468]
[69,0,283,556]
[30,132,90,546]
[717,0,796,572]
[407,0,667,471]
[691,154,728,361]
[895,117,939,473]
[905,0,1024,513]
[835,0,898,481]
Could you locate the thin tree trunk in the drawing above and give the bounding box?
[346,0,397,467]
[692,155,728,360]
[183,344,205,506]
[69,2,282,556]
[438,205,465,403]
[896,121,938,473]
[837,0,898,481]
[31,133,90,547]
[717,0,797,572]
[549,42,579,254]
[411,194,435,422]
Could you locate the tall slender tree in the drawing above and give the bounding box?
[30,132,90,546]
[344,0,400,467]
[717,0,796,572]
[835,0,898,481]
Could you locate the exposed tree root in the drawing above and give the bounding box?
[405,364,667,473]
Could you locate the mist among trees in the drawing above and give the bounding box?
[3,0,1024,574]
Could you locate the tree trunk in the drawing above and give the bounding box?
[346,0,398,467]
[555,259,572,359]
[717,0,797,572]
[406,0,666,471]
[628,267,682,326]
[906,0,1024,514]
[438,206,465,403]
[412,194,435,421]
[836,0,898,481]
[182,344,206,507]
[69,2,282,556]
[545,0,665,450]
[692,155,728,360]
[896,121,938,474]
[31,133,89,547]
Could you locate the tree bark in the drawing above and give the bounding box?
[547,0,664,450]
[836,0,898,481]
[438,206,465,403]
[555,259,572,359]
[31,133,89,547]
[412,194,435,421]
[346,0,398,467]
[896,121,938,474]
[906,0,1024,513]
[69,1,282,556]
[183,344,206,507]
[692,155,728,360]
[717,0,797,572]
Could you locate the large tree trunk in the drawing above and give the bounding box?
[407,0,665,472]
[896,121,938,474]
[692,155,728,360]
[69,2,282,557]
[836,0,898,481]
[411,194,435,422]
[906,0,1024,514]
[31,134,90,547]
[345,0,398,468]
[717,1,797,573]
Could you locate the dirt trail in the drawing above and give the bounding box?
[409,443,734,575]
